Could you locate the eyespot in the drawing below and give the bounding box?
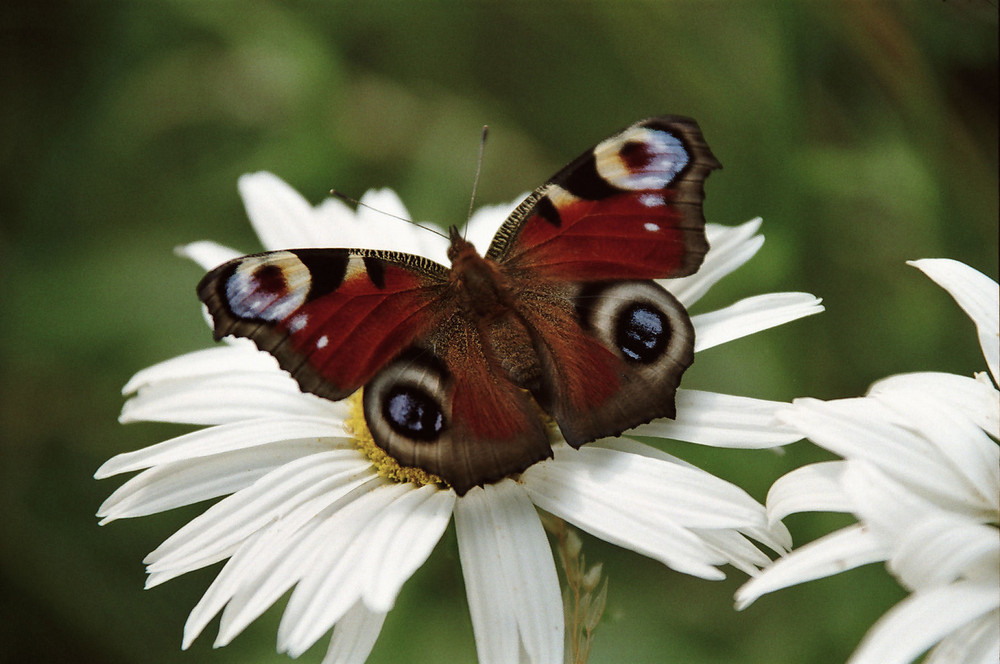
[225,252,310,321]
[382,383,446,441]
[576,280,692,373]
[615,302,669,363]
[364,349,452,455]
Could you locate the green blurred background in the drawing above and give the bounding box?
[1,1,996,663]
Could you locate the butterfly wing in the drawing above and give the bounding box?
[488,115,719,280]
[491,116,719,444]
[198,247,552,494]
[197,248,452,401]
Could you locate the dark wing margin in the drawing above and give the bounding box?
[197,248,450,402]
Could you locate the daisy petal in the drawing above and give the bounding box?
[734,524,891,609]
[97,439,336,523]
[909,259,999,384]
[175,241,243,271]
[322,601,388,664]
[120,373,340,425]
[238,172,323,250]
[455,480,563,664]
[891,514,1000,590]
[97,416,348,478]
[279,483,417,657]
[121,346,279,395]
[628,389,802,448]
[692,292,824,352]
[214,477,384,647]
[764,461,853,523]
[361,486,456,612]
[522,447,739,579]
[924,612,999,664]
[847,581,1000,664]
[663,218,764,307]
[145,453,373,581]
[867,372,1000,441]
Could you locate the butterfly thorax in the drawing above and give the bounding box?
[446,229,514,320]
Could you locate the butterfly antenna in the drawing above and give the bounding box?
[329,189,450,240]
[464,125,489,238]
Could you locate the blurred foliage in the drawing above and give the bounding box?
[0,1,996,663]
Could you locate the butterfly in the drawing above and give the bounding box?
[198,116,720,495]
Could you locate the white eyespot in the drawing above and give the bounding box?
[644,222,661,232]
[316,335,329,349]
[226,252,310,321]
[594,127,689,191]
[288,313,309,333]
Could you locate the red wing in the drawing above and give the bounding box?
[197,248,450,401]
[487,116,719,281]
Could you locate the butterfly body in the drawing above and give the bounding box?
[199,116,720,494]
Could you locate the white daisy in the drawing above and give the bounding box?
[97,172,824,663]
[736,259,1000,664]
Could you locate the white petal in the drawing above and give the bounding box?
[691,528,776,576]
[924,610,999,664]
[735,524,890,609]
[465,195,523,254]
[890,515,999,590]
[97,416,348,478]
[663,218,764,307]
[909,259,1000,384]
[175,241,243,271]
[867,371,1000,441]
[522,446,742,579]
[764,461,853,523]
[691,292,824,352]
[215,476,384,647]
[361,486,455,612]
[278,483,417,657]
[847,581,1000,664]
[238,172,321,251]
[628,389,802,448]
[97,439,337,523]
[781,398,988,517]
[121,346,279,395]
[144,453,373,581]
[865,386,1000,515]
[455,480,563,664]
[322,601,388,664]
[120,372,341,425]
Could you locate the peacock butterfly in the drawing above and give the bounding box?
[198,116,720,495]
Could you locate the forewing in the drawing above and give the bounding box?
[197,248,450,401]
[487,116,719,281]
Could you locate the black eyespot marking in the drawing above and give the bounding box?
[615,302,669,364]
[294,249,349,297]
[363,256,386,289]
[534,195,562,227]
[558,153,621,201]
[383,384,447,441]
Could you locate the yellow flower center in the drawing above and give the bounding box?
[344,390,450,490]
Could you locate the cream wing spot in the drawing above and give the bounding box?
[226,251,311,321]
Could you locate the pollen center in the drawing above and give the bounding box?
[344,390,449,489]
